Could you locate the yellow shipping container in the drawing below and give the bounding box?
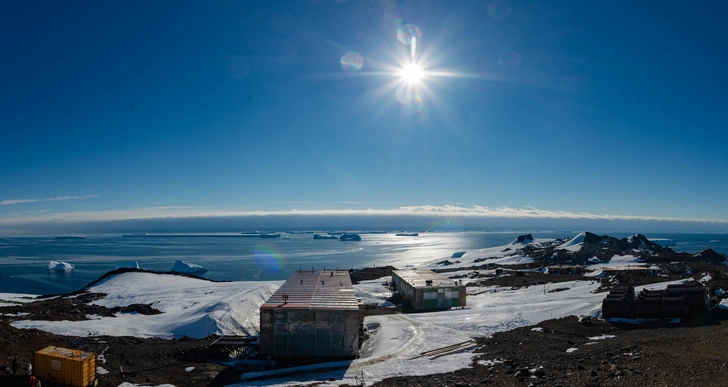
[33,346,96,387]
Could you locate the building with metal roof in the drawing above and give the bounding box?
[259,270,362,358]
[33,346,96,387]
[392,270,466,310]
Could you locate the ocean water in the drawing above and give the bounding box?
[0,232,726,295]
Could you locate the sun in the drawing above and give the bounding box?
[400,63,424,84]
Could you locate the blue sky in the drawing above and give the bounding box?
[1,0,727,232]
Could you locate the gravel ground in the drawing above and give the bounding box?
[371,311,728,387]
[2,262,728,387]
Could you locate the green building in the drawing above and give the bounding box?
[392,270,467,310]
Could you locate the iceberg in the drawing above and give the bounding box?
[170,260,208,274]
[48,261,75,271]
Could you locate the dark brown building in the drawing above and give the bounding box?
[259,270,362,358]
[547,265,584,275]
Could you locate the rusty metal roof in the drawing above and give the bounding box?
[261,270,359,310]
[36,346,94,360]
[393,270,458,289]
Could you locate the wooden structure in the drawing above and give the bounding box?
[33,346,96,387]
[210,335,258,360]
[546,265,584,275]
[601,266,658,276]
[392,270,466,310]
[259,270,362,358]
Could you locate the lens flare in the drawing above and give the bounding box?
[340,51,364,72]
[400,63,424,84]
[252,244,286,274]
[396,85,424,111]
[397,24,421,45]
[397,24,422,58]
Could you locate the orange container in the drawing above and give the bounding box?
[33,346,96,387]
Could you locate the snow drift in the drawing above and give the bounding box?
[12,272,280,338]
[556,231,586,251]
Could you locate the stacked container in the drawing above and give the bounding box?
[601,287,634,319]
[602,282,708,320]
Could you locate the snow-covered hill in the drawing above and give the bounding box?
[12,272,281,338]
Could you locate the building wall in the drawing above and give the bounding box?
[420,286,462,309]
[260,309,275,355]
[259,309,359,357]
[392,272,464,310]
[392,272,415,301]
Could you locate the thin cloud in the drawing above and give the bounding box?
[0,204,727,225]
[0,194,100,206]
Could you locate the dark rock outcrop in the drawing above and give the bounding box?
[514,234,534,244]
[694,249,728,264]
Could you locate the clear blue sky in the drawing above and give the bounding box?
[1,0,727,230]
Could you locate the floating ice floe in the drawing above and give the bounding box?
[170,259,207,273]
[48,261,75,271]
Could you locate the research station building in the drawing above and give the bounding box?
[392,270,466,310]
[259,270,362,358]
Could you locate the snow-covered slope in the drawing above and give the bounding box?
[12,272,281,338]
[0,293,39,307]
[426,237,558,269]
[556,231,586,252]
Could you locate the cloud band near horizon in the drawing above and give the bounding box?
[0,194,100,206]
[1,204,727,226]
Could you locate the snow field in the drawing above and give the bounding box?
[12,273,282,338]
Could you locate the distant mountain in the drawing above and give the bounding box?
[519,231,726,265]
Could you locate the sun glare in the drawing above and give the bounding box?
[400,63,424,84]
